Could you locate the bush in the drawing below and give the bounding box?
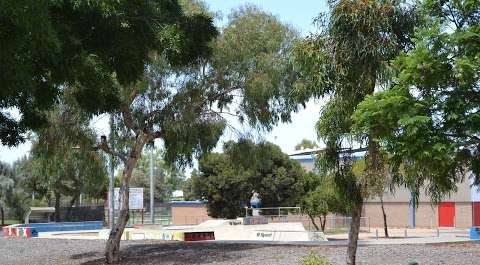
[300,252,331,265]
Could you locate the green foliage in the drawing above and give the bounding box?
[294,0,417,203]
[0,160,31,221]
[294,2,417,263]
[295,139,319,150]
[182,169,204,201]
[352,0,480,203]
[191,139,305,219]
[0,0,214,146]
[29,103,108,203]
[129,149,186,203]
[194,152,245,218]
[209,5,300,128]
[300,173,346,230]
[293,0,417,103]
[300,253,331,265]
[108,3,300,168]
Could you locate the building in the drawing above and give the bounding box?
[170,201,211,225]
[289,148,480,229]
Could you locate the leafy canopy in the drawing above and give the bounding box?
[295,139,319,150]
[29,101,107,202]
[0,0,213,146]
[129,149,186,203]
[294,0,417,203]
[300,172,346,231]
[352,0,480,203]
[190,139,305,219]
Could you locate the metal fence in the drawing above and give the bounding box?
[261,215,369,232]
[243,207,370,232]
[61,205,105,222]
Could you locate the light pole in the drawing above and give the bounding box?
[150,147,155,224]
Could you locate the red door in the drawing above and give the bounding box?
[473,202,480,226]
[438,202,455,227]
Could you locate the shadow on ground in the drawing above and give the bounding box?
[80,242,271,265]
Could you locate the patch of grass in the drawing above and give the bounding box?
[300,252,331,265]
[2,219,20,225]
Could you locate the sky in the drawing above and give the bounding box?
[0,0,328,164]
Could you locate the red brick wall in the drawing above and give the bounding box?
[171,206,211,225]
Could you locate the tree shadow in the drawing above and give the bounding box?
[71,251,100,260]
[80,241,271,265]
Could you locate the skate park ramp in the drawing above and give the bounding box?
[196,219,234,228]
[96,219,327,242]
[197,219,326,241]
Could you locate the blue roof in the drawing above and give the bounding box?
[290,153,366,162]
[169,200,207,207]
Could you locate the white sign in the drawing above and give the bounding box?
[112,188,144,210]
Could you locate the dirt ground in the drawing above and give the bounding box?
[1,235,480,265]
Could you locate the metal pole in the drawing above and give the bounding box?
[109,114,115,228]
[150,147,155,224]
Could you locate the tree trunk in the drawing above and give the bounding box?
[321,213,327,232]
[105,151,142,264]
[54,192,61,222]
[1,205,4,226]
[307,213,320,231]
[380,195,389,238]
[347,201,363,265]
[104,182,129,264]
[66,196,77,221]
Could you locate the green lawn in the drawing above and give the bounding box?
[2,219,20,226]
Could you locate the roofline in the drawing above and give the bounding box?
[288,147,367,156]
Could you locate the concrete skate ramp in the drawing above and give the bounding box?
[196,219,233,228]
[98,221,327,242]
[251,230,311,241]
[212,221,326,242]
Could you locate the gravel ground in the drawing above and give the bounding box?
[1,234,480,265]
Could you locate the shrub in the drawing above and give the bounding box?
[300,252,331,265]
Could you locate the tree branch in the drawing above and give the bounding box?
[94,135,127,164]
[120,104,137,132]
[145,129,164,141]
[443,133,480,143]
[445,3,461,29]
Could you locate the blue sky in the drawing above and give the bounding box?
[0,1,328,164]
[207,0,327,35]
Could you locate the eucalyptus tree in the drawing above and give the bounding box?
[30,102,107,221]
[94,4,300,263]
[129,149,186,203]
[0,162,14,225]
[293,1,416,264]
[295,139,319,150]
[0,160,33,223]
[353,1,480,201]
[0,0,189,146]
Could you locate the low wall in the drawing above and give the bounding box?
[171,204,211,225]
[3,221,103,238]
